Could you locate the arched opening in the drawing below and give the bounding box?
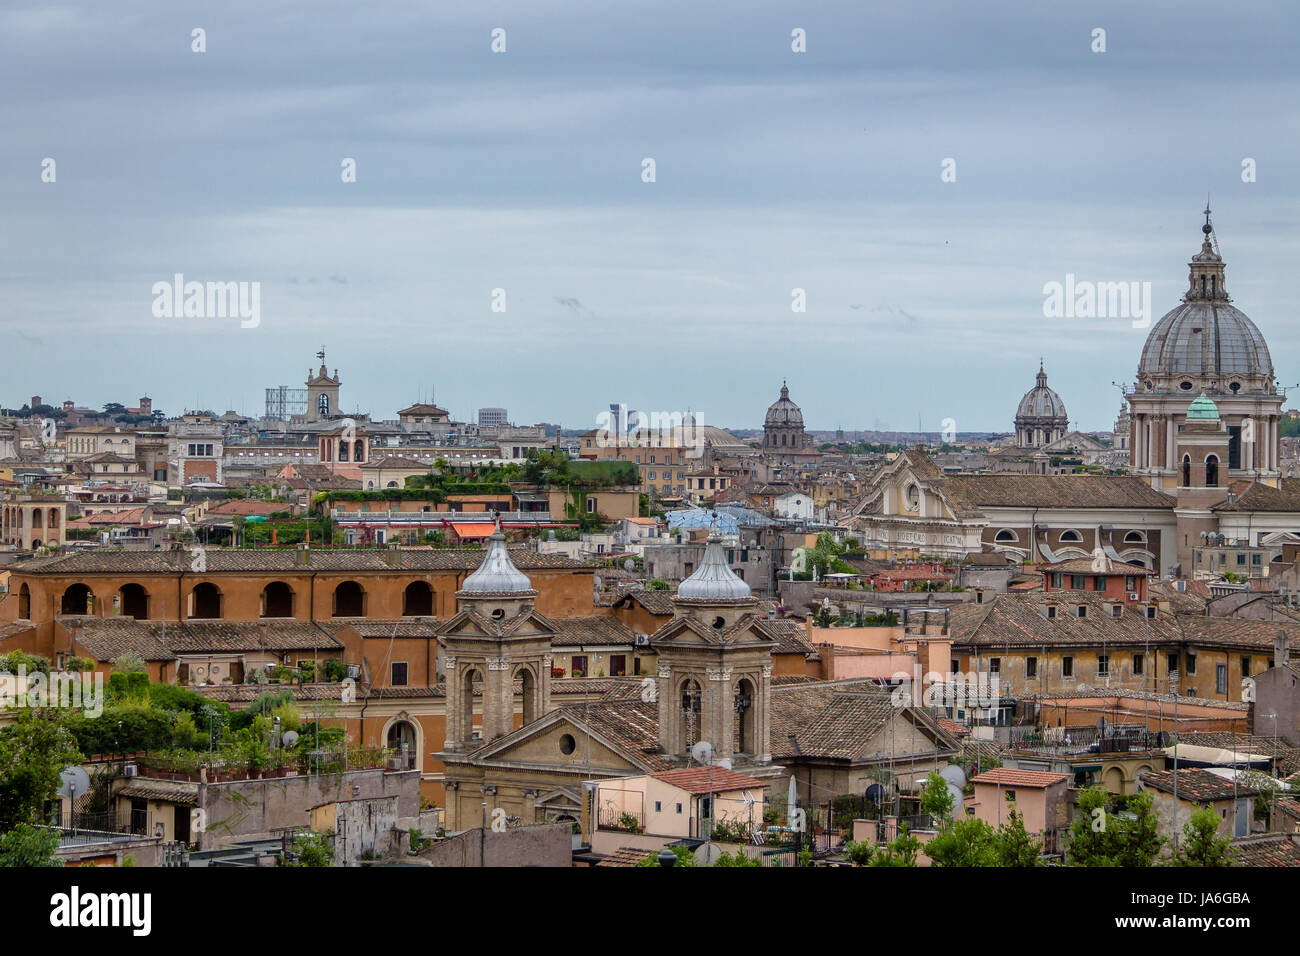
[517,667,538,724]
[386,720,418,770]
[734,677,757,755]
[1182,455,1191,487]
[333,581,364,617]
[119,583,149,619]
[61,583,94,616]
[679,678,702,752]
[994,529,1018,544]
[339,440,350,460]
[354,441,364,462]
[261,581,294,618]
[191,582,221,619]
[18,584,30,620]
[403,581,434,616]
[1205,455,1219,488]
[48,509,59,529]
[31,510,42,530]
[462,668,482,743]
[1123,530,1146,545]
[1059,529,1082,543]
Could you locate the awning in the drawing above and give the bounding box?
[451,523,495,539]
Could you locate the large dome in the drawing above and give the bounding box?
[1016,364,1067,420]
[1138,300,1272,381]
[1137,217,1273,385]
[765,382,804,427]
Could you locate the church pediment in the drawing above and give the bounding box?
[468,710,650,774]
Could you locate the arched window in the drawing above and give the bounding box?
[734,677,757,755]
[261,581,294,618]
[994,529,1018,544]
[119,583,149,619]
[61,583,94,616]
[354,441,364,462]
[339,440,350,460]
[48,509,59,529]
[1182,455,1191,487]
[462,668,482,743]
[386,720,418,771]
[333,581,365,617]
[1059,529,1083,543]
[18,584,30,620]
[516,667,539,724]
[403,581,434,616]
[1205,455,1219,488]
[190,582,222,619]
[679,678,702,752]
[31,510,42,530]
[1123,530,1146,545]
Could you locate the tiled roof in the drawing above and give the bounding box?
[12,546,592,575]
[971,768,1068,788]
[1212,479,1300,513]
[649,767,764,794]
[770,682,959,762]
[1229,834,1300,867]
[347,619,438,638]
[61,617,343,656]
[558,698,676,772]
[550,616,634,647]
[595,846,652,867]
[117,782,198,806]
[1140,768,1259,802]
[940,474,1175,510]
[1036,556,1148,576]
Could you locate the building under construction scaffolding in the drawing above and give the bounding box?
[265,386,308,421]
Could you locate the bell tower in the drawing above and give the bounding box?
[438,527,555,751]
[306,348,341,422]
[652,535,776,764]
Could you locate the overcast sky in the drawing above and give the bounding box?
[2,0,1297,434]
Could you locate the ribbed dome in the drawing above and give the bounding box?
[1138,301,1272,380]
[765,382,804,427]
[460,530,533,593]
[1016,364,1068,420]
[677,536,752,600]
[1138,219,1273,382]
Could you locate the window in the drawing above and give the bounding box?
[1062,656,1074,678]
[994,529,1018,543]
[1076,605,1087,618]
[1168,652,1180,673]
[1241,656,1251,678]
[610,654,627,677]
[1125,576,1136,592]
[676,803,683,814]
[571,655,588,677]
[1133,653,1144,675]
[1026,656,1038,678]
[1252,553,1262,566]
[1236,553,1247,567]
[1146,606,1157,619]
[654,801,662,812]
[586,497,596,514]
[1060,529,1082,543]
[1186,653,1197,676]
[989,658,1000,674]
[1097,654,1109,677]
[1046,605,1057,619]
[1111,605,1122,618]
[1216,664,1227,695]
[391,662,408,686]
[560,734,576,755]
[648,471,656,480]
[1070,575,1086,590]
[1094,576,1105,591]
[1051,573,1063,589]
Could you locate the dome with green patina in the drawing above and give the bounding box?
[1187,392,1220,420]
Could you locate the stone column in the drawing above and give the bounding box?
[657,665,673,753]
[486,656,512,740]
[442,656,461,748]
[759,664,773,763]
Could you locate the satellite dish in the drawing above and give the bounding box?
[865,783,884,804]
[692,741,714,766]
[946,784,964,814]
[940,764,967,788]
[694,842,723,866]
[715,758,733,771]
[282,730,299,748]
[58,766,90,800]
[623,558,636,572]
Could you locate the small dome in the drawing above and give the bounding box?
[1187,392,1220,421]
[765,382,804,427]
[677,536,752,601]
[460,530,533,593]
[1016,364,1068,421]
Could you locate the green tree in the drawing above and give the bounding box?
[841,839,875,866]
[281,830,333,867]
[924,817,999,867]
[1066,786,1117,867]
[920,771,955,823]
[1113,790,1164,868]
[1066,786,1164,867]
[0,824,62,867]
[996,810,1043,867]
[1172,806,1234,867]
[870,824,919,867]
[0,711,82,831]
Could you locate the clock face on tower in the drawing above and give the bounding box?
[318,393,330,416]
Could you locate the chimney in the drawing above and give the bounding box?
[385,544,401,568]
[1275,629,1290,670]
[296,544,309,568]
